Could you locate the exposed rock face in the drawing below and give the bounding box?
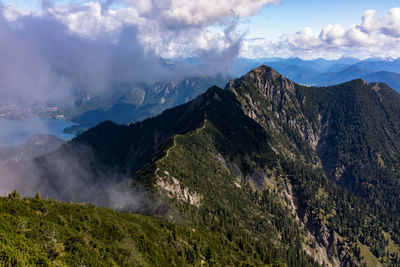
[226,65,321,159]
[227,66,295,98]
[128,87,146,106]
[157,171,202,207]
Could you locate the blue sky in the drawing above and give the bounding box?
[246,0,400,40]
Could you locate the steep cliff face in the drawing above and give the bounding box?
[226,66,321,164]
[223,67,341,265]
[224,66,400,266]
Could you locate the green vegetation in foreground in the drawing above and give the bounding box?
[0,192,282,266]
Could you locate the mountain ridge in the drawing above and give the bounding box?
[4,65,400,266]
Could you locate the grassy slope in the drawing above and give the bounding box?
[0,194,276,266]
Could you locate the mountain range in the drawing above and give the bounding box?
[233,57,400,92]
[63,75,228,134]
[55,56,400,139]
[2,66,400,266]
[62,57,400,137]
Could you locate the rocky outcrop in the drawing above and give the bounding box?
[128,87,146,106]
[226,65,321,158]
[157,170,202,207]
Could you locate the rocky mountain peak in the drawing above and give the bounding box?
[225,65,296,96]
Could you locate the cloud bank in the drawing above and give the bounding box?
[0,0,279,106]
[244,7,400,59]
[0,142,148,210]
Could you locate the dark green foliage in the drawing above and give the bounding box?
[134,88,319,266]
[225,66,400,263]
[0,196,262,266]
[70,87,221,173]
[296,80,400,246]
[7,190,20,200]
[34,192,41,200]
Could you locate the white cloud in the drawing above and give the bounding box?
[243,7,400,59]
[0,0,281,59]
[0,0,280,105]
[49,2,141,38]
[320,24,345,47]
[361,10,380,33]
[382,7,400,37]
[125,0,280,27]
[119,0,280,57]
[29,0,280,57]
[2,2,31,21]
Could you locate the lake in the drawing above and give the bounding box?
[0,118,76,146]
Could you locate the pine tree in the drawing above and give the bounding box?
[35,192,41,200]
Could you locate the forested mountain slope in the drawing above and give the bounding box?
[1,193,268,266]
[4,66,400,266]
